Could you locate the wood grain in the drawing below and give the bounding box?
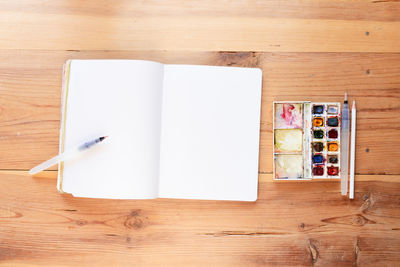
[0,50,399,174]
[3,0,400,21]
[0,171,399,266]
[0,1,400,52]
[1,1,400,266]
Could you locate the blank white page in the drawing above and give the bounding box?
[159,65,262,201]
[61,60,163,199]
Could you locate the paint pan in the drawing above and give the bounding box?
[311,102,341,178]
[273,101,341,180]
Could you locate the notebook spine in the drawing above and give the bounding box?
[57,60,72,193]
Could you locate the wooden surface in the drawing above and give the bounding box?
[1,1,400,266]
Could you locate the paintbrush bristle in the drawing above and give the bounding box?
[99,136,108,142]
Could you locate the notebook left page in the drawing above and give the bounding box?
[58,60,164,199]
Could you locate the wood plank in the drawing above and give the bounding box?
[3,0,400,22]
[0,171,399,266]
[0,50,399,174]
[0,1,400,52]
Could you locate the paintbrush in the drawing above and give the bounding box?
[340,93,350,195]
[29,136,108,175]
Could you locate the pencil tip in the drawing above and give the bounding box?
[352,100,356,108]
[345,92,348,101]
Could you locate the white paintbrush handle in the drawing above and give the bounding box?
[29,155,61,175]
[29,148,79,175]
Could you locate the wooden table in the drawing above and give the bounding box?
[1,1,400,266]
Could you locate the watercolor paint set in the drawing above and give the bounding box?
[273,101,341,180]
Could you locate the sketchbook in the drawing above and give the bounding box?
[58,60,262,201]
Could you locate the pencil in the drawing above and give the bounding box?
[349,101,356,199]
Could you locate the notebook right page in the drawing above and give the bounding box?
[158,65,262,201]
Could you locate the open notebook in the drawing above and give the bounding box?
[58,60,262,201]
